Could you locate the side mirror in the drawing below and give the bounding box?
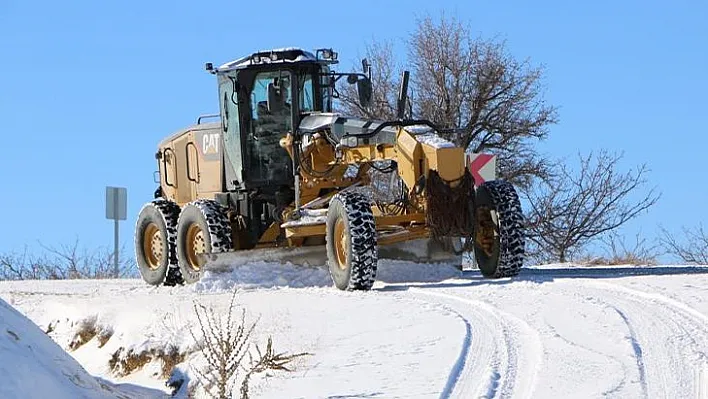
[356,78,372,109]
[267,83,284,113]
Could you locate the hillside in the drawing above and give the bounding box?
[2,261,708,398]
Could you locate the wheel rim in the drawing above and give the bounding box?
[143,223,164,270]
[185,223,207,271]
[334,218,348,270]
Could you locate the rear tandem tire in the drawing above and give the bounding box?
[473,180,525,278]
[175,199,232,284]
[134,199,181,286]
[325,192,378,291]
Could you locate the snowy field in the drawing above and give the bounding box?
[3,260,708,398]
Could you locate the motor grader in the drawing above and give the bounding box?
[134,47,525,290]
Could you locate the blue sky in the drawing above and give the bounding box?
[1,0,706,260]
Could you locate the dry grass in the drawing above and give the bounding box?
[109,345,187,378]
[576,232,659,266]
[68,317,114,350]
[69,319,98,350]
[577,254,657,266]
[109,348,151,376]
[190,289,311,399]
[97,330,113,348]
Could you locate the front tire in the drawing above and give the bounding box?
[325,192,378,291]
[473,180,525,278]
[134,199,180,286]
[175,199,232,284]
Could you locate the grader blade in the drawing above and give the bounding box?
[196,236,463,275]
[197,245,329,272]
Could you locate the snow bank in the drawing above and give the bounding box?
[0,298,113,399]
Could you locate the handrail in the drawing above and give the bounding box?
[185,142,200,183]
[197,114,220,124]
[343,119,440,140]
[162,148,176,187]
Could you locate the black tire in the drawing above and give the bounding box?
[175,199,232,284]
[473,180,525,278]
[325,191,378,291]
[134,199,181,286]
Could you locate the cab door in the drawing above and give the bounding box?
[219,73,245,191]
[172,134,196,205]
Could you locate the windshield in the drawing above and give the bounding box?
[246,71,293,185]
[319,66,333,112]
[298,66,331,113]
[299,74,315,112]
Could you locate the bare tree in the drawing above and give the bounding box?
[578,232,660,266]
[0,248,45,280]
[338,39,400,121]
[0,239,137,281]
[660,225,708,265]
[337,13,558,189]
[524,150,660,262]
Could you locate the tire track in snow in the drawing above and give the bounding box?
[538,318,630,397]
[612,307,649,398]
[386,291,498,399]
[553,280,708,398]
[407,288,542,399]
[437,306,473,398]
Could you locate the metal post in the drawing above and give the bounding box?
[106,186,126,278]
[112,189,120,278]
[114,218,119,278]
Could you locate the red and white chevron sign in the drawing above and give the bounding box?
[467,153,497,186]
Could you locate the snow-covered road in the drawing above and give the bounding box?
[2,262,708,398]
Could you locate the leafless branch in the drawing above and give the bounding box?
[336,39,400,121]
[523,150,660,262]
[660,224,708,265]
[0,240,137,281]
[336,13,558,187]
[190,289,311,399]
[576,232,660,266]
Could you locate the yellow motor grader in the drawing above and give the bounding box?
[134,47,525,290]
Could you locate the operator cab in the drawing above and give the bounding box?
[205,48,370,193]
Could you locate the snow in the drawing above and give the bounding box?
[409,127,456,149]
[404,124,435,134]
[217,47,318,71]
[0,298,105,399]
[280,208,328,228]
[3,262,708,398]
[0,296,165,398]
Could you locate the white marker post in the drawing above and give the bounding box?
[105,187,127,278]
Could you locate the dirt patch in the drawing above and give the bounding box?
[109,345,187,378]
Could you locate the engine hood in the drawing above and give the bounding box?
[298,113,398,144]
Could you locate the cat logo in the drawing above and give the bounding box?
[202,133,220,155]
[198,132,221,161]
